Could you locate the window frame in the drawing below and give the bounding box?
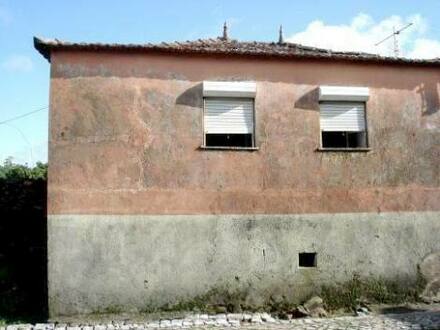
[201,97,258,151]
[318,100,371,152]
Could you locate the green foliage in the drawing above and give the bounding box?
[0,159,48,323]
[0,157,47,180]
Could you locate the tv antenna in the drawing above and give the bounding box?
[375,22,413,57]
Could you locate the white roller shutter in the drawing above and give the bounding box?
[204,98,254,134]
[320,102,366,132]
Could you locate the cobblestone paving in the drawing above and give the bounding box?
[3,310,440,330]
[242,311,440,329]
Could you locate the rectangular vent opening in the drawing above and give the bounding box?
[299,252,317,268]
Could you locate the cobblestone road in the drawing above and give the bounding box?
[3,309,440,330]
[239,311,440,329]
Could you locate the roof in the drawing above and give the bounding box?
[34,36,440,66]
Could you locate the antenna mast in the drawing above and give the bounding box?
[375,22,413,57]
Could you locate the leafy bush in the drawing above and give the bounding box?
[0,158,47,323]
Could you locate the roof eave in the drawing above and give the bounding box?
[33,36,440,67]
[34,36,52,62]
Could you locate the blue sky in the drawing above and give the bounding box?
[1,0,440,164]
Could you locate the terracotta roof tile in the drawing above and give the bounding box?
[34,36,440,66]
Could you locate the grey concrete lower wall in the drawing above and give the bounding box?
[48,212,440,316]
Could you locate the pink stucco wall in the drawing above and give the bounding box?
[48,50,440,215]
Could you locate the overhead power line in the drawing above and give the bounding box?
[0,106,48,125]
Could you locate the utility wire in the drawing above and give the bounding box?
[3,122,34,164]
[0,106,48,125]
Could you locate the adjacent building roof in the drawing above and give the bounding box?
[34,36,440,66]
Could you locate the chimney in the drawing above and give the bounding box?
[278,25,284,44]
[221,21,229,41]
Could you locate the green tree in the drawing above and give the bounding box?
[0,159,48,323]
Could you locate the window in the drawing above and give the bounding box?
[318,86,369,150]
[204,98,255,148]
[202,81,256,149]
[205,133,253,148]
[320,101,368,149]
[319,86,370,150]
[321,131,367,148]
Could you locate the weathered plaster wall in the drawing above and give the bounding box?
[46,51,440,316]
[48,212,440,316]
[48,51,440,215]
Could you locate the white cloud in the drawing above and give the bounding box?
[286,13,440,59]
[408,39,440,59]
[1,55,33,72]
[1,139,48,166]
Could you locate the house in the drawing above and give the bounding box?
[34,27,440,316]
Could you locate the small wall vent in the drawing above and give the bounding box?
[299,252,317,268]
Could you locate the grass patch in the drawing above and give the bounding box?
[142,286,251,314]
[320,274,425,312]
[141,275,425,316]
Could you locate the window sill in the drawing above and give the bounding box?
[199,145,259,151]
[316,147,371,152]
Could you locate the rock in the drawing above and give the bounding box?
[294,306,309,318]
[310,306,328,318]
[158,320,170,328]
[419,252,440,303]
[17,324,32,330]
[227,313,242,321]
[419,252,440,283]
[203,320,216,326]
[215,319,229,327]
[300,296,328,318]
[34,325,47,330]
[242,314,252,322]
[303,296,323,311]
[261,312,277,323]
[229,320,240,327]
[170,320,182,328]
[181,320,192,327]
[250,314,263,323]
[192,320,204,327]
[355,306,370,316]
[421,278,440,303]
